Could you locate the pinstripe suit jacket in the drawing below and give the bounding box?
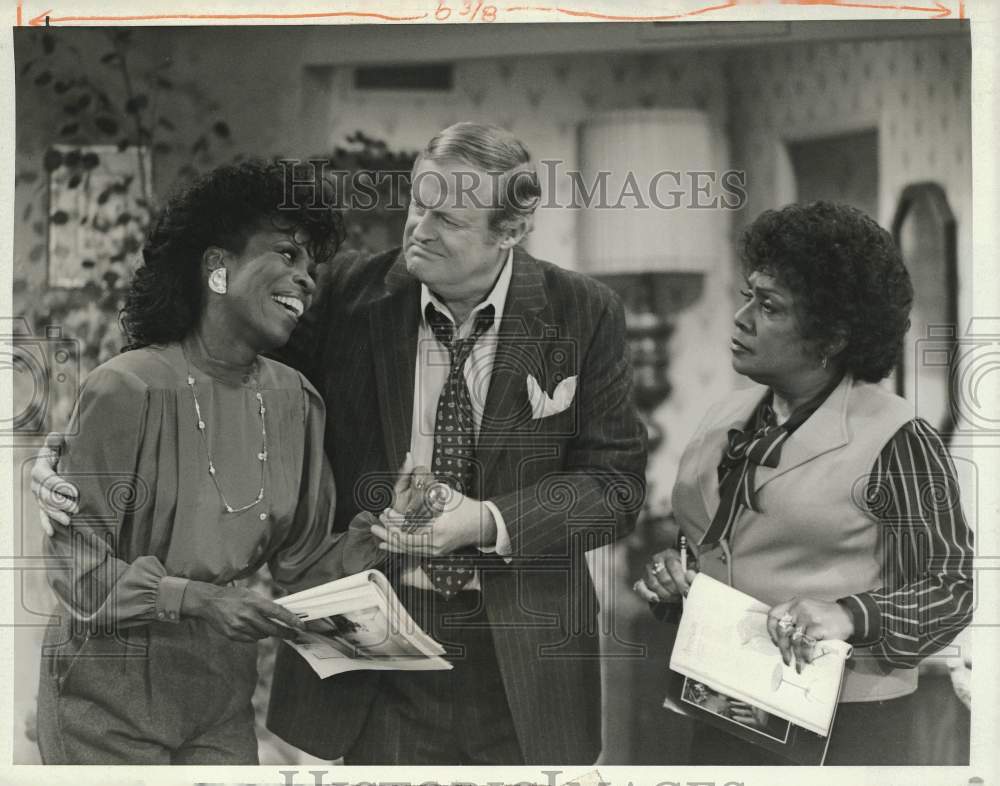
[266,246,647,763]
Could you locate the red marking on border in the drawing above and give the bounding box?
[22,0,959,27]
[506,0,736,21]
[783,0,950,17]
[28,8,429,26]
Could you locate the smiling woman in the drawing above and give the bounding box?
[29,161,387,765]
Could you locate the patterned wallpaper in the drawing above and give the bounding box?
[318,50,730,268]
[728,35,973,316]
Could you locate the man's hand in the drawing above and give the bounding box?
[372,488,497,557]
[181,582,307,643]
[389,452,418,515]
[30,432,78,535]
[766,597,855,673]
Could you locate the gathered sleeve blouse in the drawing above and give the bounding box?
[45,344,349,631]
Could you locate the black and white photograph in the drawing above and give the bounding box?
[4,2,995,778]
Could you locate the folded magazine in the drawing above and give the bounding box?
[275,569,452,678]
[666,574,852,764]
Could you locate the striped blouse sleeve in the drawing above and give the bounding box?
[838,418,974,668]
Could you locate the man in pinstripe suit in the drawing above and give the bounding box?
[266,122,647,764]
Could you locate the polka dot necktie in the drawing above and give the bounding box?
[423,302,495,598]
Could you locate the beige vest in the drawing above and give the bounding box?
[672,376,916,702]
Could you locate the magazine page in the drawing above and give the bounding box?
[664,670,840,765]
[275,570,452,678]
[669,573,851,737]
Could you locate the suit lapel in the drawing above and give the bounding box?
[369,253,420,472]
[753,374,851,492]
[477,248,548,488]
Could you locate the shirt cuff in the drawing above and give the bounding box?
[479,500,513,563]
[838,593,882,646]
[155,576,189,623]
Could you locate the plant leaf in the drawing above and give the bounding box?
[100,52,120,65]
[29,245,45,262]
[212,121,231,139]
[95,116,118,135]
[125,94,149,114]
[51,210,70,225]
[60,122,79,137]
[34,71,52,87]
[43,149,64,172]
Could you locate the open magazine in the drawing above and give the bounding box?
[275,570,452,678]
[666,574,852,764]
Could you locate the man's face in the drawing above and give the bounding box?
[403,157,512,302]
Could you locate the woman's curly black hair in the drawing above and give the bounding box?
[121,159,344,351]
[740,201,913,383]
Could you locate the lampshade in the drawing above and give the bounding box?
[577,109,722,274]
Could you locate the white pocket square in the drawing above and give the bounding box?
[526,374,577,420]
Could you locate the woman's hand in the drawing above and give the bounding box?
[181,582,306,643]
[31,432,79,533]
[766,597,855,672]
[633,547,698,604]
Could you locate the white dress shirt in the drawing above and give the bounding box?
[400,249,515,590]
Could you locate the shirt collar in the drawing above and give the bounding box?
[420,247,514,331]
[754,374,846,433]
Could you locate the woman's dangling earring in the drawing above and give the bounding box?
[208,267,228,295]
[821,355,828,369]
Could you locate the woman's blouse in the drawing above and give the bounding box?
[724,394,973,670]
[45,342,345,629]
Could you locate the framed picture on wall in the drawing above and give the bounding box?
[47,144,152,289]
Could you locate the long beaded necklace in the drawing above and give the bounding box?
[186,364,269,520]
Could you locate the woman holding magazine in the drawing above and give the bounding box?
[637,202,973,765]
[30,161,381,764]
